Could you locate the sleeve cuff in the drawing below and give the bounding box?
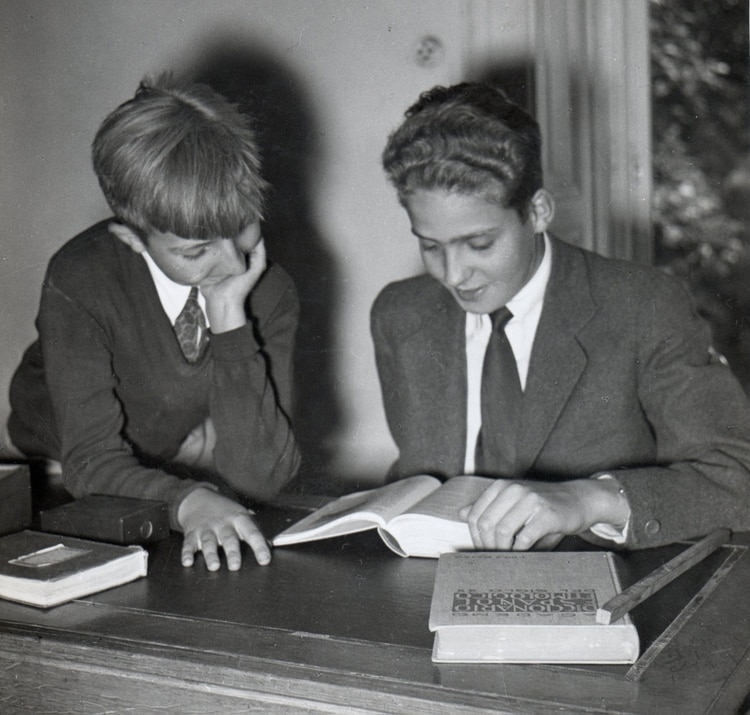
[169,480,219,531]
[589,473,631,545]
[209,322,260,361]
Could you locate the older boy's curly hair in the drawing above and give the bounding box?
[382,83,542,220]
[92,73,268,240]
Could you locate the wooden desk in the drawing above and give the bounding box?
[0,504,749,714]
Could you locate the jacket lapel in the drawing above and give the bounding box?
[516,238,597,473]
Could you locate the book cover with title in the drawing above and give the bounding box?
[429,551,639,664]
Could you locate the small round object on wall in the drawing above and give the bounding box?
[414,35,445,69]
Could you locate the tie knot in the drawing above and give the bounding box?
[490,306,513,332]
[188,286,200,302]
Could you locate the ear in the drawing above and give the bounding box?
[528,189,555,233]
[108,222,147,254]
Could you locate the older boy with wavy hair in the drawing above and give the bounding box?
[373,82,750,551]
[9,74,300,571]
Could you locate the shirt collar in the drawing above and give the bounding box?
[465,233,552,337]
[141,252,208,326]
[506,232,552,325]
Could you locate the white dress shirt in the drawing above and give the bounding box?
[461,234,627,542]
[463,233,551,474]
[141,252,209,340]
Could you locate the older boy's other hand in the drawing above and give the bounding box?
[202,239,267,333]
[177,487,271,571]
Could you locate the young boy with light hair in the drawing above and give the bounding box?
[9,74,300,571]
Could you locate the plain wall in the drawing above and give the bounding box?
[0,0,532,487]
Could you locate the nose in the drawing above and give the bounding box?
[443,247,470,287]
[216,238,246,276]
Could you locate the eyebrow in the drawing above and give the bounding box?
[411,228,497,244]
[170,240,213,253]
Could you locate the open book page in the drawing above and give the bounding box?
[380,476,495,558]
[401,475,495,521]
[272,475,441,546]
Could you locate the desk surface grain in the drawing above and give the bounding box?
[0,506,749,714]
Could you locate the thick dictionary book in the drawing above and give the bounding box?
[0,530,148,608]
[429,551,639,664]
[272,474,494,558]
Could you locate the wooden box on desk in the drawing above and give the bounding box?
[39,494,169,544]
[0,465,32,536]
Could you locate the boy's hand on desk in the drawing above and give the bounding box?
[177,487,271,571]
[458,478,627,551]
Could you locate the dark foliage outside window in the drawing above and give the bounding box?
[651,0,750,389]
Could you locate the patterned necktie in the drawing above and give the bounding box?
[475,307,523,476]
[174,286,207,362]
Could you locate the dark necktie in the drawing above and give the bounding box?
[475,307,522,476]
[174,286,207,362]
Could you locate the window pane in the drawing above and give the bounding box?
[651,0,750,390]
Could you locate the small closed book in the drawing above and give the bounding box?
[39,494,169,544]
[429,551,639,664]
[272,474,495,557]
[0,530,148,608]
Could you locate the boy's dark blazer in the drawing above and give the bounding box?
[371,236,750,548]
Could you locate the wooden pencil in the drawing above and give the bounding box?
[596,528,731,625]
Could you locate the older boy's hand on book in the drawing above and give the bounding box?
[177,487,271,571]
[458,478,629,551]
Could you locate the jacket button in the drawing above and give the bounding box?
[644,519,661,536]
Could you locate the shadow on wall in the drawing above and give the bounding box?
[472,62,536,119]
[188,38,342,493]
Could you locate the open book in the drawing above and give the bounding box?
[272,474,495,558]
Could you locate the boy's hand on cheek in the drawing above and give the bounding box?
[178,487,271,571]
[202,239,267,333]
